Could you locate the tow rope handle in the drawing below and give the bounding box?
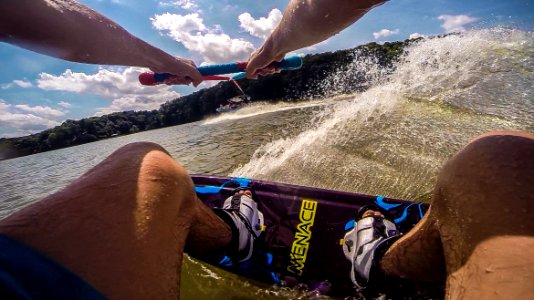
[138,55,303,86]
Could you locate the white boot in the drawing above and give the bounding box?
[218,190,264,262]
[343,212,398,289]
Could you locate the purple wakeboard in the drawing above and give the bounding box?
[191,174,432,297]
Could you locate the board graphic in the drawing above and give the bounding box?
[191,174,430,296]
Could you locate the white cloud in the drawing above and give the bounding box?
[284,39,329,56]
[1,79,33,90]
[14,104,65,118]
[373,28,400,39]
[94,93,170,116]
[37,67,181,115]
[159,0,200,12]
[151,13,255,63]
[409,33,427,39]
[13,80,33,88]
[437,15,478,33]
[239,9,282,40]
[57,101,73,109]
[0,100,60,136]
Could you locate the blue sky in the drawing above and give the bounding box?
[0,0,532,138]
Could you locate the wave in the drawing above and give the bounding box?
[230,28,533,199]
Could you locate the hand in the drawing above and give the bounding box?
[245,44,285,79]
[150,57,203,87]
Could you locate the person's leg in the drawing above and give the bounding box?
[381,131,534,298]
[379,206,446,282]
[0,142,231,299]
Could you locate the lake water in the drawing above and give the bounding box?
[0,28,532,299]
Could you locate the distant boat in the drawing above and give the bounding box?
[216,95,250,113]
[216,104,241,113]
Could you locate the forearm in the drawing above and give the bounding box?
[266,0,388,57]
[0,0,173,70]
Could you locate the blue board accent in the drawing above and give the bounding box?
[375,195,402,211]
[418,203,425,219]
[218,256,233,267]
[394,203,415,224]
[271,272,281,284]
[266,253,273,266]
[344,219,355,231]
[195,177,251,194]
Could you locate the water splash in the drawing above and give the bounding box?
[231,28,533,199]
[396,28,533,125]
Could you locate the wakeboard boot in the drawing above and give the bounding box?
[342,205,400,289]
[214,188,264,262]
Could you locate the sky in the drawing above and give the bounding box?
[0,0,532,138]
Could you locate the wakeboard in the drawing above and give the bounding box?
[191,174,432,297]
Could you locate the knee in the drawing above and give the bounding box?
[139,146,192,192]
[119,143,196,223]
[85,142,195,207]
[109,142,170,163]
[127,142,194,201]
[465,131,533,159]
[86,142,170,177]
[99,142,189,180]
[442,131,533,180]
[432,130,533,233]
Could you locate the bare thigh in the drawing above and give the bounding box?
[382,131,534,299]
[0,142,231,299]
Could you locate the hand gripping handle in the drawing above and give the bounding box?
[138,56,303,85]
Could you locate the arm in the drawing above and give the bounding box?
[246,0,388,78]
[0,0,202,86]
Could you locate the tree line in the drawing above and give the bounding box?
[0,40,413,160]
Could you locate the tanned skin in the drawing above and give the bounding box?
[0,0,203,86]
